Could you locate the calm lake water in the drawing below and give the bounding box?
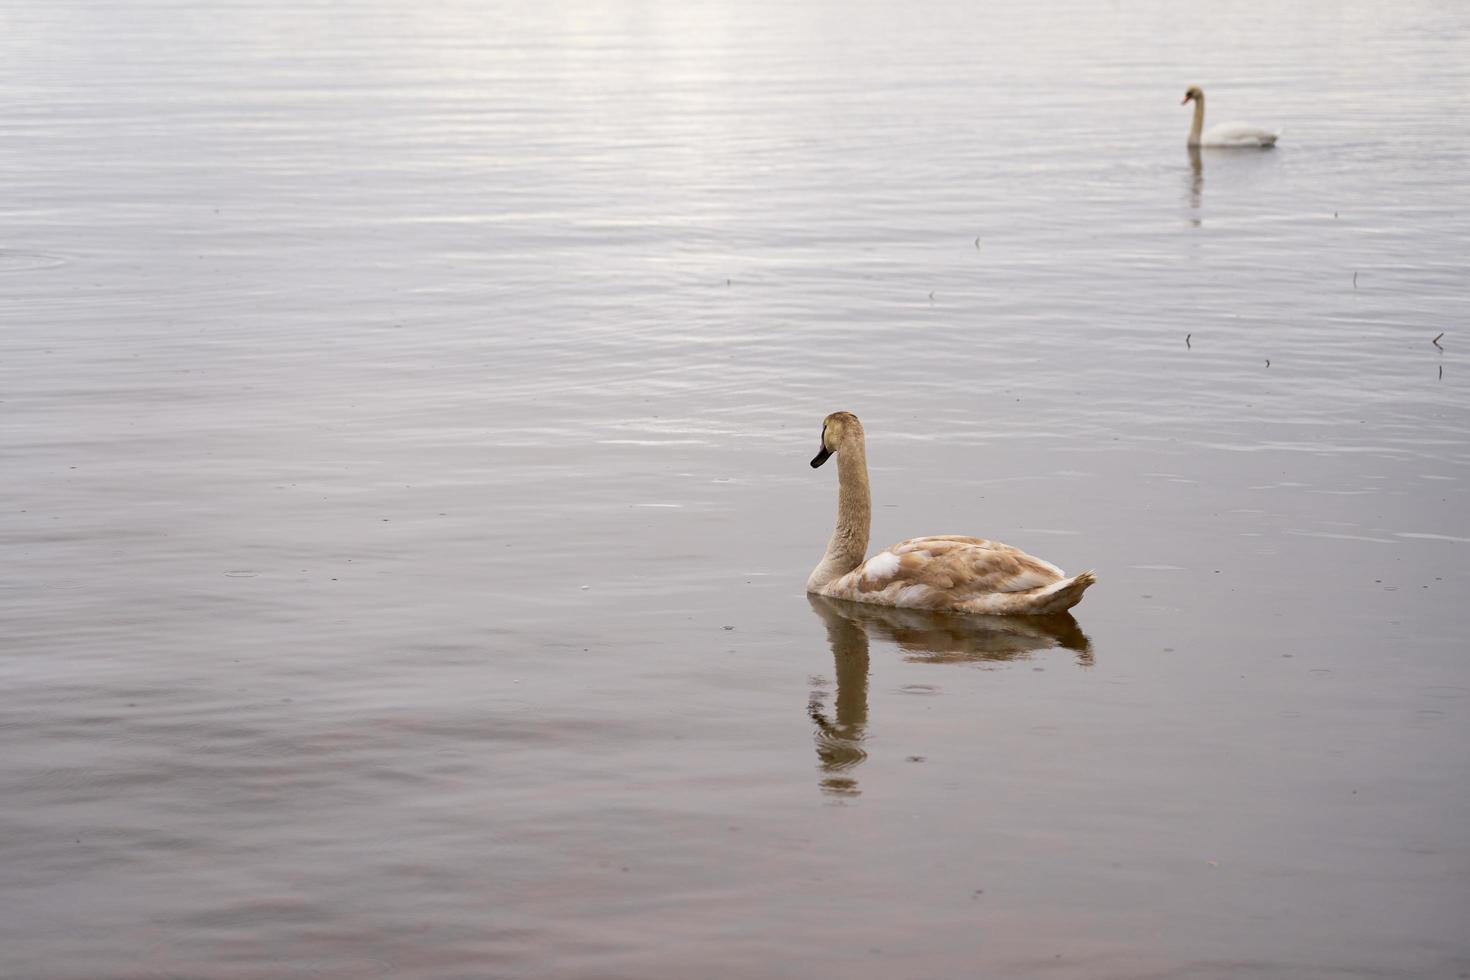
[2,1,1468,977]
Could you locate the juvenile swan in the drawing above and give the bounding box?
[1182,86,1279,148]
[807,412,1096,615]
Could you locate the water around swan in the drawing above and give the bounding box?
[2,1,1468,977]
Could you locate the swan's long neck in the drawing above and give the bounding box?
[1188,95,1206,147]
[807,440,872,592]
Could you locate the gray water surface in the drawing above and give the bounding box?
[2,1,1468,977]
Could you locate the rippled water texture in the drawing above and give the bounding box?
[2,1,1468,977]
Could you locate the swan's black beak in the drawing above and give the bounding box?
[1181,93,1192,105]
[810,446,832,468]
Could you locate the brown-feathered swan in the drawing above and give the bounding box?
[806,412,1096,615]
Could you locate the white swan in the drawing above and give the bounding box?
[807,412,1096,615]
[1182,86,1279,148]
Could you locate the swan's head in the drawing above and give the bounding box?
[1181,86,1203,106]
[811,411,863,468]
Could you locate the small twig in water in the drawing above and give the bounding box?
[1265,359,1271,368]
[1439,365,1444,380]
[1432,332,1445,349]
[974,237,981,249]
[1353,271,1358,288]
[1185,333,1192,349]
[928,290,935,301]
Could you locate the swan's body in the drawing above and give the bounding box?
[817,535,1095,616]
[1182,86,1278,148]
[806,412,1096,616]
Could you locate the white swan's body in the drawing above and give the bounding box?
[1183,87,1278,148]
[1200,121,1280,147]
[806,412,1096,616]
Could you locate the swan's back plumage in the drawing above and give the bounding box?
[1202,122,1279,147]
[820,536,1094,615]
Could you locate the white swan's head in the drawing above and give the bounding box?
[810,411,863,468]
[1181,86,1203,106]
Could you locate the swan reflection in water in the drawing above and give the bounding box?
[1187,145,1204,215]
[806,594,1093,796]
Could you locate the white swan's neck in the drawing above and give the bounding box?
[807,441,872,592]
[1188,94,1206,147]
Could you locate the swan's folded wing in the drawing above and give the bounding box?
[893,535,1024,555]
[833,537,1067,607]
[1203,122,1278,146]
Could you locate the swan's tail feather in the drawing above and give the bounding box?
[1029,570,1097,615]
[951,570,1098,616]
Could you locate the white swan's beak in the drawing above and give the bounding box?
[1181,93,1193,105]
